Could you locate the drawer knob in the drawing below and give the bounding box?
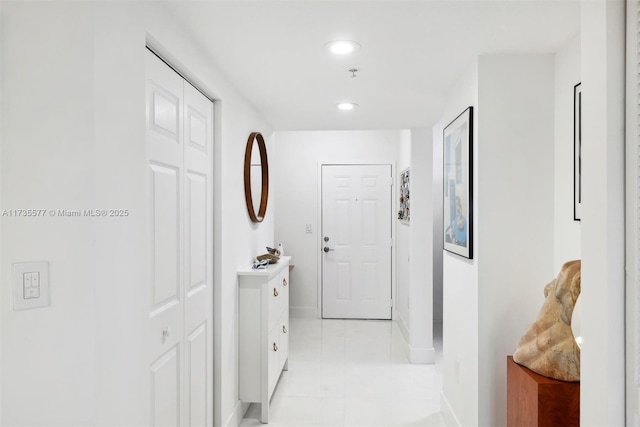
[273,288,279,297]
[283,278,288,287]
[283,325,287,333]
[273,342,278,352]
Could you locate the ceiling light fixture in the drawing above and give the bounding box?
[326,40,361,55]
[337,102,358,111]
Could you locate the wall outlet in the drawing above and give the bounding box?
[305,224,312,234]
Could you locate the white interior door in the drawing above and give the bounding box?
[182,80,213,427]
[322,164,392,319]
[146,49,213,427]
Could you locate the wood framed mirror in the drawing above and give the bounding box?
[244,132,269,222]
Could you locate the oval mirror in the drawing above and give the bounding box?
[244,132,269,222]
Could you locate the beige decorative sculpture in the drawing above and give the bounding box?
[513,260,581,382]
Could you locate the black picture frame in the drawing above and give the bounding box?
[443,106,473,259]
[574,83,582,221]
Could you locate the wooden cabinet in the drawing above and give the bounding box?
[507,356,579,427]
[238,256,291,423]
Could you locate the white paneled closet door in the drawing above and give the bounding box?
[146,49,213,427]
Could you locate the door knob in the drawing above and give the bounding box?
[323,247,334,253]
[324,236,330,242]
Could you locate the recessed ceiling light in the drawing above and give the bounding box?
[326,40,361,55]
[337,102,358,111]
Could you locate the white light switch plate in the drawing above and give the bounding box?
[13,261,49,310]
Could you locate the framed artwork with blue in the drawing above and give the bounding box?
[443,106,473,259]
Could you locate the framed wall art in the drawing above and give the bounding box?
[443,106,473,259]
[398,168,410,224]
[574,82,582,221]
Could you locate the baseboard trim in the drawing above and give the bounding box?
[397,315,410,344]
[409,345,436,364]
[396,316,435,364]
[289,307,319,318]
[440,392,462,427]
[224,399,244,427]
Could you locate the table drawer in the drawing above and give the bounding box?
[268,323,281,396]
[278,312,289,370]
[279,269,289,311]
[267,275,282,330]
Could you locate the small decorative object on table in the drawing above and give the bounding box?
[255,246,281,265]
[252,259,269,270]
[266,246,281,256]
[257,253,279,264]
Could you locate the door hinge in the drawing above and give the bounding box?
[390,299,393,308]
[390,237,393,247]
[390,176,393,186]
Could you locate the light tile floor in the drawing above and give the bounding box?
[240,318,447,427]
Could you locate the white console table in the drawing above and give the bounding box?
[238,256,291,423]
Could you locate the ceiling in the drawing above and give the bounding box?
[167,1,580,131]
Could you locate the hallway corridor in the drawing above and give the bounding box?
[240,318,446,427]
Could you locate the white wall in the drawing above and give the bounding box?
[273,129,435,363]
[392,129,436,364]
[554,34,583,341]
[554,34,582,271]
[439,60,479,427]
[0,0,4,421]
[477,54,555,427]
[397,133,411,340]
[408,128,435,363]
[272,130,401,318]
[93,6,276,427]
[440,55,556,427]
[432,129,444,325]
[2,3,274,427]
[627,1,640,423]
[580,1,625,425]
[2,4,97,425]
[439,21,625,426]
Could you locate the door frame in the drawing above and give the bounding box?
[316,161,397,320]
[626,1,638,423]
